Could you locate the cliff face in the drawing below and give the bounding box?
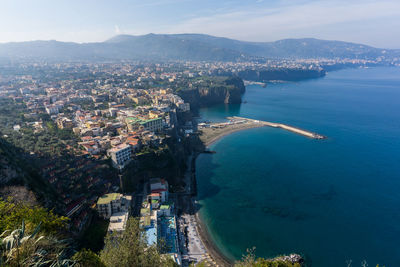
[179,77,245,109]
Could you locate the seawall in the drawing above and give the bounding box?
[229,116,326,139]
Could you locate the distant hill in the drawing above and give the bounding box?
[0,33,399,62]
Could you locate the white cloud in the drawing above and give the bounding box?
[114,25,121,34]
[166,0,400,46]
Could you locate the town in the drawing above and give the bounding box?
[0,58,394,266]
[0,61,241,266]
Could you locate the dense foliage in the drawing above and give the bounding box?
[72,249,105,267]
[0,198,68,236]
[0,220,74,267]
[99,217,177,267]
[235,249,302,267]
[0,99,77,158]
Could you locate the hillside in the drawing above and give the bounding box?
[0,33,399,62]
[0,137,60,207]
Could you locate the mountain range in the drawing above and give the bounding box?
[0,33,399,62]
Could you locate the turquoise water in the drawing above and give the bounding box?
[196,67,400,267]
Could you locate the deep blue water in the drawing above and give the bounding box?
[196,67,400,267]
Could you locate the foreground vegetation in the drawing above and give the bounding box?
[0,199,177,266]
[0,198,68,236]
[235,249,302,267]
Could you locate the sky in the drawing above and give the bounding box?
[1,0,400,48]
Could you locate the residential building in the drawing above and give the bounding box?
[56,117,73,129]
[150,178,169,202]
[108,211,129,233]
[107,144,132,169]
[96,193,131,219]
[45,105,59,115]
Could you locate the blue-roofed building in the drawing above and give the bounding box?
[145,224,158,246]
[157,216,179,254]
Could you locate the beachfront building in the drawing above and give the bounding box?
[158,204,172,217]
[150,178,169,202]
[96,193,131,219]
[140,201,158,246]
[107,143,132,169]
[148,193,161,209]
[158,215,180,256]
[139,180,181,265]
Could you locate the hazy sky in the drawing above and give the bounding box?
[1,0,400,48]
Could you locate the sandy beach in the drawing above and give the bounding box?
[199,121,265,147]
[194,211,234,267]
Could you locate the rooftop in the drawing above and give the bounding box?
[97,193,121,205]
[145,226,157,246]
[140,208,150,215]
[108,211,128,232]
[108,143,130,152]
[140,117,162,124]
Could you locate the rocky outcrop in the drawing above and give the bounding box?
[178,77,245,110]
[272,254,304,265]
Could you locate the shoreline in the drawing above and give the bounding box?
[194,207,234,266]
[200,122,266,148]
[191,123,266,266]
[192,121,306,266]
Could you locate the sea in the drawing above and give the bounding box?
[195,67,400,267]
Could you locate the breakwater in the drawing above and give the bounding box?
[228,116,326,139]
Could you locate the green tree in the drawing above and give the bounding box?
[100,217,177,267]
[72,249,106,267]
[235,248,302,267]
[0,198,68,235]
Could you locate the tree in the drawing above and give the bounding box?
[100,217,177,267]
[0,198,69,236]
[72,249,105,267]
[235,248,302,267]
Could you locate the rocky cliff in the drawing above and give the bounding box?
[178,77,245,110]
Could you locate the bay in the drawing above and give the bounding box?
[196,67,400,267]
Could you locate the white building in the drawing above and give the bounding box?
[96,193,131,219]
[108,211,129,233]
[107,144,132,169]
[45,105,59,115]
[150,178,169,202]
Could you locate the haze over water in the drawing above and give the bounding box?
[196,67,400,267]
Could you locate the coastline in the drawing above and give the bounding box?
[194,206,234,266]
[190,122,266,266]
[199,122,266,147]
[192,121,306,267]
